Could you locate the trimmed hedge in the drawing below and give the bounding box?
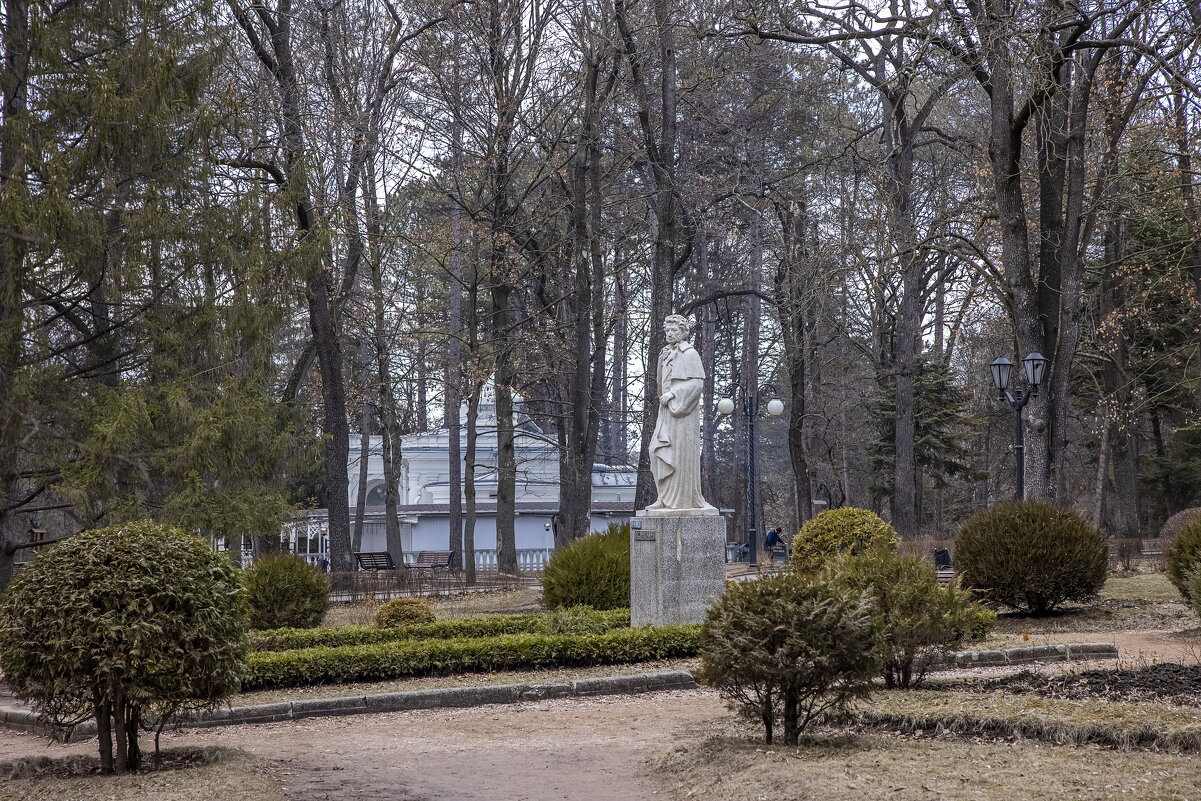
[250,608,631,652]
[243,625,701,690]
[375,597,436,628]
[956,500,1107,614]
[791,507,899,575]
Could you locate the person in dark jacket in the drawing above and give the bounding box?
[764,528,783,549]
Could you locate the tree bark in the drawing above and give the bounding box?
[615,0,680,510]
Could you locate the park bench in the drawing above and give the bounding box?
[354,551,396,571]
[409,550,457,572]
[934,548,955,587]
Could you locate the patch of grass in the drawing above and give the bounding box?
[322,587,544,627]
[656,731,1201,801]
[1101,573,1182,604]
[986,597,1193,636]
[861,690,1201,752]
[0,747,285,801]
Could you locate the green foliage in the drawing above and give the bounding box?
[790,507,899,575]
[0,0,304,559]
[0,522,247,773]
[243,626,702,690]
[244,554,329,630]
[1166,517,1201,603]
[870,353,987,500]
[826,548,996,688]
[375,597,436,628]
[542,523,630,610]
[534,605,616,636]
[955,501,1108,615]
[249,609,631,651]
[699,573,885,745]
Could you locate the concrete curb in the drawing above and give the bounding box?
[927,641,1119,670]
[0,643,1119,742]
[0,670,699,742]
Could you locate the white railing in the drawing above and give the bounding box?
[414,549,551,570]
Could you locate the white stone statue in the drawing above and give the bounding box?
[643,314,718,516]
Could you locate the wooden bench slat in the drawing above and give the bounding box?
[354,551,396,571]
[410,550,456,570]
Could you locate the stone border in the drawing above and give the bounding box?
[927,641,1118,670]
[0,670,699,743]
[0,642,1120,742]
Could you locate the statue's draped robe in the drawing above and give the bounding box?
[647,342,715,512]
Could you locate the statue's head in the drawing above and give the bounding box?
[664,314,692,344]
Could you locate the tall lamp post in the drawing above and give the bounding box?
[717,383,784,566]
[989,353,1049,500]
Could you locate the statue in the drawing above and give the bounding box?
[643,314,718,516]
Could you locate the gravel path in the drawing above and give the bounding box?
[0,689,727,801]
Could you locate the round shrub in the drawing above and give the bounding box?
[790,507,899,575]
[375,597,436,628]
[1160,507,1201,542]
[1166,516,1201,602]
[700,572,884,745]
[243,553,329,630]
[0,521,248,773]
[955,500,1108,615]
[826,546,995,688]
[542,522,630,610]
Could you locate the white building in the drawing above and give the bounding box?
[345,381,636,567]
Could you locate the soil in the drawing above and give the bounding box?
[0,689,727,801]
[968,663,1201,706]
[657,729,1201,801]
[0,747,286,801]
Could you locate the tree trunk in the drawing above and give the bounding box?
[464,383,480,584]
[229,0,353,569]
[363,160,403,567]
[353,399,370,553]
[0,0,29,594]
[94,690,113,775]
[615,0,680,510]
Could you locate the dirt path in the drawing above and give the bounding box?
[0,689,728,801]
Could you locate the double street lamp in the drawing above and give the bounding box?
[717,384,784,566]
[989,352,1049,500]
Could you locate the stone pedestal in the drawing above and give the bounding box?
[630,515,726,626]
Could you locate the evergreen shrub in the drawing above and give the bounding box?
[955,500,1108,615]
[250,608,630,651]
[535,605,615,636]
[243,625,701,689]
[0,522,248,773]
[244,553,329,630]
[1166,516,1201,602]
[790,507,899,575]
[542,523,630,610]
[699,573,884,745]
[827,547,995,688]
[1187,569,1201,619]
[1160,507,1201,542]
[375,597,436,628]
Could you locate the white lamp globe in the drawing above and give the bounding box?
[766,398,785,416]
[716,397,735,415]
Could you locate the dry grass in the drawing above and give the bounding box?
[861,689,1201,753]
[1101,573,1183,604]
[656,730,1201,801]
[233,657,700,705]
[0,747,285,801]
[321,586,544,627]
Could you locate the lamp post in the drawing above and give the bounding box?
[717,383,785,566]
[989,353,1049,500]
